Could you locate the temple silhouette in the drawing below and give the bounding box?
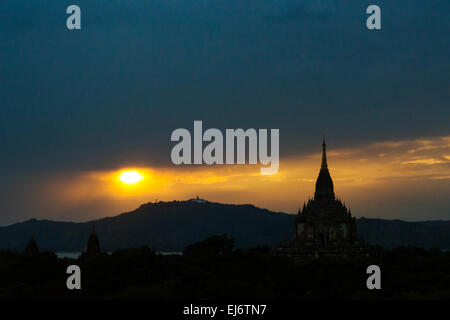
[20,143,369,261]
[23,235,39,256]
[279,140,367,259]
[80,224,101,259]
[22,225,102,259]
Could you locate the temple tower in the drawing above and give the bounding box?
[281,140,367,259]
[314,140,335,200]
[24,234,40,255]
[85,224,101,257]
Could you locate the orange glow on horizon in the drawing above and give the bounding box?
[34,134,450,221]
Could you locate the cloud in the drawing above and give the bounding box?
[0,1,449,224]
[5,134,445,225]
[401,159,445,165]
[301,135,450,183]
[263,0,333,23]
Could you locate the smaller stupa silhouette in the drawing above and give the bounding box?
[24,234,39,255]
[85,224,101,257]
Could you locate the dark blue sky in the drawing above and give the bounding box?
[1,1,449,224]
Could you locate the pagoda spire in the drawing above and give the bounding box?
[315,139,335,200]
[321,138,328,170]
[24,234,40,255]
[85,224,101,257]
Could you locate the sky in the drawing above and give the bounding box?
[0,0,449,225]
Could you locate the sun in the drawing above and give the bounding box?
[119,170,144,185]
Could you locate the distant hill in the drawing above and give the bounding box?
[356,217,450,249]
[0,199,449,252]
[0,200,294,252]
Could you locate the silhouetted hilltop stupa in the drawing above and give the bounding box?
[189,195,207,203]
[24,235,39,255]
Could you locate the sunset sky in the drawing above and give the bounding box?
[1,1,449,225]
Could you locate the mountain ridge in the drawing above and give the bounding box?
[1,199,449,252]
